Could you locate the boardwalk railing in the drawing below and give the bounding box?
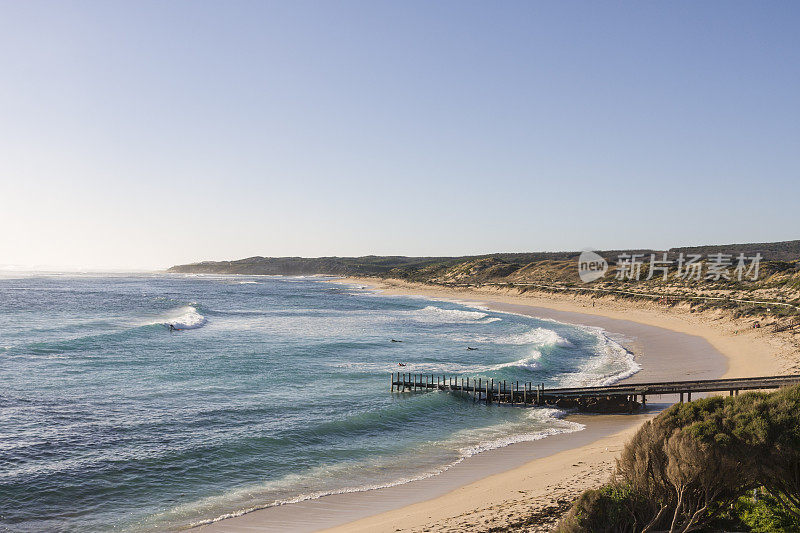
[390,372,800,412]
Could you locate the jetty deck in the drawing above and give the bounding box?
[390,373,800,412]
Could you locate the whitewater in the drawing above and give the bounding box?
[0,273,638,532]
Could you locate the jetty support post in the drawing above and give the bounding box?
[490,378,494,405]
[478,378,482,401]
[680,392,684,403]
[687,392,692,402]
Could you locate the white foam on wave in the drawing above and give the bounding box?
[161,305,207,330]
[455,408,585,457]
[404,306,501,324]
[474,327,573,347]
[487,351,543,371]
[465,306,641,387]
[331,349,543,374]
[179,407,583,530]
[557,326,641,387]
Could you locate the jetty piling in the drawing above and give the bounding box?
[389,373,800,412]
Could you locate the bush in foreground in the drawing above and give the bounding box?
[555,483,643,533]
[556,385,800,532]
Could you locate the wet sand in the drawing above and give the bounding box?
[189,277,778,532]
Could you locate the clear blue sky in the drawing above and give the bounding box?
[1,1,798,270]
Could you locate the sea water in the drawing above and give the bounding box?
[0,273,639,531]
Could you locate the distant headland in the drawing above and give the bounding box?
[168,239,800,284]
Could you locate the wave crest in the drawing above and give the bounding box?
[487,351,543,371]
[485,327,573,347]
[163,305,207,330]
[406,306,501,324]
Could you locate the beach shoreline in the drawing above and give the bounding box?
[193,277,795,533]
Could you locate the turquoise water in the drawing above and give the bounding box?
[0,273,638,532]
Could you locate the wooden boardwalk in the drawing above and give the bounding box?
[390,373,800,412]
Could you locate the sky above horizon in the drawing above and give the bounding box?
[1,1,798,270]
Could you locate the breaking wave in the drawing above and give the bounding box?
[479,327,573,347]
[161,305,207,330]
[404,306,501,324]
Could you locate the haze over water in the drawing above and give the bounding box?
[0,274,638,531]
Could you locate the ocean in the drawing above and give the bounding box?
[0,273,639,532]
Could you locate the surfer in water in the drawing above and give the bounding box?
[168,324,176,332]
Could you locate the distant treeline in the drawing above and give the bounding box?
[167,240,800,279]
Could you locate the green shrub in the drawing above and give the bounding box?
[557,386,800,531]
[555,483,641,533]
[733,490,800,532]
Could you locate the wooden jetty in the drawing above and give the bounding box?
[390,373,800,412]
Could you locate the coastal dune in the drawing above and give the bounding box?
[195,278,791,532]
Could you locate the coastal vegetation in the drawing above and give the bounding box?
[169,239,800,323]
[168,240,800,280]
[555,385,800,532]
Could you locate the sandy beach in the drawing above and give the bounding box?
[194,278,797,533]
